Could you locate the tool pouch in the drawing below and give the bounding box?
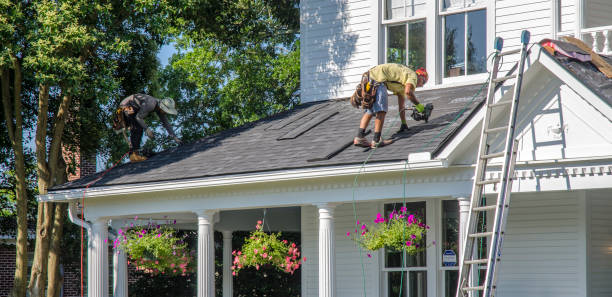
[350,71,381,110]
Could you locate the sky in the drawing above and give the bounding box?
[158,43,177,67]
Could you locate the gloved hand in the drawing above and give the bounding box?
[173,136,183,145]
[146,128,154,139]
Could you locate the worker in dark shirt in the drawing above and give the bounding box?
[118,94,182,162]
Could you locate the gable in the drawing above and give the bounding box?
[441,46,612,166]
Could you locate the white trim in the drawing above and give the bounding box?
[40,159,447,202]
[580,191,590,297]
[382,16,427,26]
[438,4,487,16]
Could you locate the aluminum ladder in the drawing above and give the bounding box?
[456,30,531,297]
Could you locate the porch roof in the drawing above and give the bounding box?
[51,83,487,191]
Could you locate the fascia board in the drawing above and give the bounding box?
[39,159,447,202]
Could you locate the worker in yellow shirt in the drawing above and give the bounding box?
[353,63,431,148]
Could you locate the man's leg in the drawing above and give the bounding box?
[372,111,393,148]
[398,95,409,132]
[354,112,373,147]
[129,125,147,162]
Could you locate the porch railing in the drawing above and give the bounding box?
[560,25,612,55]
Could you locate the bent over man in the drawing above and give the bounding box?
[352,63,430,148]
[117,94,181,162]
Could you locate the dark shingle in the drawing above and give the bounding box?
[50,83,487,191]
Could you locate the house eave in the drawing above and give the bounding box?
[38,158,448,202]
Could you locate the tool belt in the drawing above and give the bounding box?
[350,71,381,109]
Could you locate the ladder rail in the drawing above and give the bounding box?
[482,31,531,297]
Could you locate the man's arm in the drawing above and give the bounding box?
[404,83,420,106]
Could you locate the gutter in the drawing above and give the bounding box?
[68,201,91,232]
[39,158,449,202]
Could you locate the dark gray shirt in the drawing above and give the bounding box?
[120,94,176,137]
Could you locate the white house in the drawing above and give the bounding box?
[41,1,612,297]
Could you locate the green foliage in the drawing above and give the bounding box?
[116,224,195,276]
[232,221,303,275]
[350,209,429,255]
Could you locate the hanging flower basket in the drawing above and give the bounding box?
[348,207,430,255]
[114,221,195,276]
[232,221,305,276]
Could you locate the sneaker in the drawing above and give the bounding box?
[397,123,409,133]
[353,136,370,147]
[129,152,148,162]
[371,138,394,148]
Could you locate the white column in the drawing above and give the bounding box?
[457,196,470,265]
[89,218,109,297]
[113,246,128,297]
[222,230,233,297]
[317,203,336,297]
[196,210,216,297]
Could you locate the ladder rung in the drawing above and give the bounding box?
[488,100,512,108]
[473,205,497,212]
[462,286,485,291]
[469,232,493,238]
[485,126,508,134]
[498,48,521,56]
[476,178,500,185]
[492,74,517,83]
[481,151,505,159]
[465,258,489,265]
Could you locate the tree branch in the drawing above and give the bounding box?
[35,84,50,194]
[48,91,72,185]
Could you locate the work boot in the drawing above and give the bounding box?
[353,136,370,148]
[371,138,394,148]
[397,123,409,133]
[129,152,148,162]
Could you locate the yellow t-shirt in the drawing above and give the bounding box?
[368,63,418,96]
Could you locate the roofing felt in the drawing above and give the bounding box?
[547,40,612,107]
[51,83,487,191]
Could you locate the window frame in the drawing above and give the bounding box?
[384,18,427,69]
[441,8,488,84]
[438,198,460,297]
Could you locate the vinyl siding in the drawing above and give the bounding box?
[301,203,380,297]
[300,0,376,102]
[496,192,584,297]
[588,191,612,297]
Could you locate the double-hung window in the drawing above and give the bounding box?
[383,0,427,70]
[441,1,487,80]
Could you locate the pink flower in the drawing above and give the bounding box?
[356,220,360,225]
[134,216,138,220]
[254,249,258,255]
[400,206,407,213]
[232,271,236,276]
[361,224,366,230]
[256,264,260,270]
[262,253,268,258]
[406,241,412,246]
[367,253,372,258]
[257,220,262,225]
[411,234,417,239]
[171,263,175,268]
[303,257,307,262]
[262,246,267,251]
[347,232,351,237]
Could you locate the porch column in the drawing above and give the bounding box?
[113,246,128,297]
[89,218,109,297]
[317,203,336,297]
[196,210,216,297]
[222,230,233,297]
[457,196,470,264]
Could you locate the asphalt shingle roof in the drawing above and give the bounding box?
[51,83,487,191]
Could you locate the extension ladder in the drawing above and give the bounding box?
[456,30,531,297]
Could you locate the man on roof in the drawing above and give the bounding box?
[113,94,182,162]
[351,63,432,148]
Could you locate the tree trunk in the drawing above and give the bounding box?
[2,58,28,297]
[47,157,68,297]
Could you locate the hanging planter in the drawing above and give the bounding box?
[113,219,195,276]
[232,221,305,276]
[348,207,431,256]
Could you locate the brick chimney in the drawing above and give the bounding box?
[62,146,97,181]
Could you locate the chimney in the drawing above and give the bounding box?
[62,146,97,182]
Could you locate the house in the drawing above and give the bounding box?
[40,1,612,297]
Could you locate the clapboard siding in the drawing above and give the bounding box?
[588,191,612,297]
[301,203,380,297]
[496,192,583,297]
[301,0,375,102]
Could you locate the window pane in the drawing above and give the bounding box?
[385,0,406,20]
[388,271,407,297]
[408,21,426,69]
[441,200,458,266]
[445,13,465,77]
[387,25,406,65]
[445,270,458,297]
[386,250,403,268]
[409,271,427,297]
[467,10,487,74]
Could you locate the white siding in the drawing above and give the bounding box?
[301,203,380,297]
[496,192,584,297]
[300,0,376,102]
[588,191,612,297]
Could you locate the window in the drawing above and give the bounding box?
[383,202,427,297]
[386,20,426,69]
[443,9,487,78]
[385,0,427,20]
[441,200,459,297]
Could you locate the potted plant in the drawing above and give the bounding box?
[348,207,430,256]
[232,221,305,276]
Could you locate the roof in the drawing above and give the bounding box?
[548,43,612,107]
[50,83,487,191]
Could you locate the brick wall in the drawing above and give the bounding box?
[0,246,16,297]
[63,147,97,181]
